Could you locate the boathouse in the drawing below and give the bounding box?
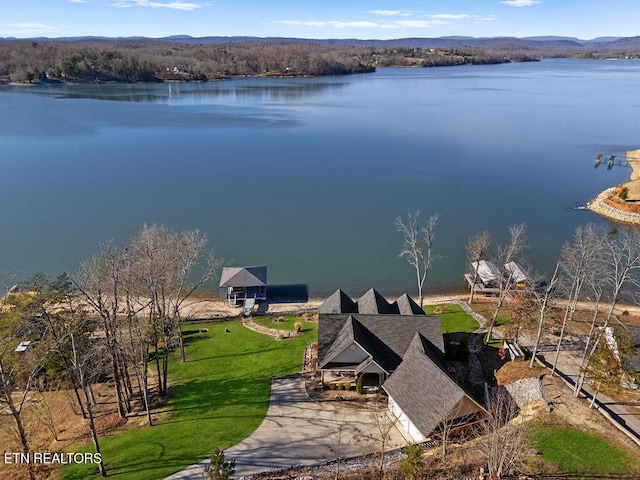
[219,266,267,306]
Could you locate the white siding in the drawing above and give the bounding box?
[387,395,426,443]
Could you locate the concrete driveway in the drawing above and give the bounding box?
[165,376,411,479]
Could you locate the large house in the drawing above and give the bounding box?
[317,288,485,442]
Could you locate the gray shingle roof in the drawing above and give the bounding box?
[318,289,358,314]
[318,313,443,372]
[320,316,361,368]
[357,288,399,315]
[382,333,483,437]
[219,266,267,288]
[318,289,425,316]
[394,293,424,315]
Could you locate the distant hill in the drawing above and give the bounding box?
[3,34,640,51]
[146,35,640,51]
[1,35,638,84]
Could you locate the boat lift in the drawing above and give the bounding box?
[594,152,629,169]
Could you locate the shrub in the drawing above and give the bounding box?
[294,322,302,334]
[400,443,424,480]
[620,186,629,200]
[345,382,352,391]
[329,383,337,390]
[275,331,285,341]
[203,448,236,480]
[338,383,345,391]
[356,375,364,394]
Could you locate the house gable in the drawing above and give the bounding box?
[320,316,371,368]
[219,266,267,288]
[382,333,484,440]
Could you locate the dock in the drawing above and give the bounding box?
[595,153,603,167]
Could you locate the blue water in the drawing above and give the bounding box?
[1,59,638,297]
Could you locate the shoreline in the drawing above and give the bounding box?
[587,148,640,224]
[179,292,467,320]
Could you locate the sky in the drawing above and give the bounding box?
[1,0,638,40]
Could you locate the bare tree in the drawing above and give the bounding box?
[551,225,602,374]
[485,224,527,344]
[574,278,604,396]
[0,285,65,480]
[529,262,560,368]
[600,228,640,326]
[395,211,440,308]
[431,400,468,458]
[73,240,130,418]
[356,401,396,479]
[466,231,491,304]
[574,228,640,392]
[0,350,38,480]
[476,388,528,479]
[32,382,62,442]
[130,224,220,396]
[68,326,108,477]
[323,412,352,480]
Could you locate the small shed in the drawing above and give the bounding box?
[219,266,267,306]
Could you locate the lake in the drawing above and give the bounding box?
[1,59,638,298]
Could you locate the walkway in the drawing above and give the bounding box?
[521,337,640,447]
[165,377,411,479]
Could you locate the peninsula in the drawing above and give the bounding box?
[588,148,640,224]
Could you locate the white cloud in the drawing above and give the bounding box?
[500,0,541,6]
[1,22,61,35]
[370,10,401,16]
[111,0,204,10]
[370,10,412,17]
[394,20,432,28]
[279,20,327,27]
[329,21,378,28]
[68,0,86,3]
[478,15,498,21]
[279,20,379,29]
[427,13,472,19]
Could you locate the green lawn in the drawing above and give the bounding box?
[252,314,315,332]
[469,303,510,326]
[423,303,479,334]
[530,425,640,476]
[60,318,317,480]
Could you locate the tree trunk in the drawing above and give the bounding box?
[178,324,186,363]
[81,376,107,477]
[468,268,479,304]
[72,382,87,418]
[574,297,601,396]
[552,278,583,375]
[530,262,559,368]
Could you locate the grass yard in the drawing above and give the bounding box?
[530,425,640,476]
[470,303,510,326]
[60,318,317,480]
[424,303,479,334]
[252,314,315,332]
